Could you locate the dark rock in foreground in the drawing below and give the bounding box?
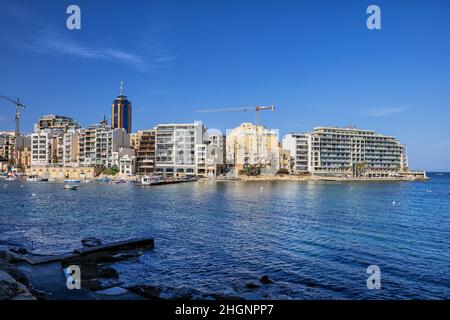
[0,270,35,300]
[245,282,261,289]
[127,284,245,301]
[260,275,273,284]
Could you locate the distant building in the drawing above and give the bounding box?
[195,144,207,176]
[119,154,136,176]
[31,129,59,166]
[78,122,130,167]
[35,115,80,133]
[282,134,309,173]
[134,129,156,175]
[0,131,16,162]
[112,147,135,168]
[278,147,292,172]
[63,128,80,167]
[155,121,206,176]
[226,123,279,171]
[283,127,409,177]
[204,130,226,177]
[17,147,31,170]
[111,81,132,133]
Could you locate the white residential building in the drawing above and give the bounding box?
[155,121,206,176]
[112,147,135,168]
[282,134,309,173]
[119,154,136,175]
[195,144,207,176]
[31,130,55,166]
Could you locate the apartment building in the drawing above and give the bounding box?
[78,123,130,167]
[195,144,207,176]
[31,129,59,166]
[63,128,80,166]
[204,131,226,177]
[155,121,206,176]
[226,123,279,171]
[0,131,16,161]
[283,127,408,177]
[282,134,309,173]
[133,129,156,175]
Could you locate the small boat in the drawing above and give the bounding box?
[27,176,46,182]
[97,177,111,183]
[140,175,197,186]
[5,176,17,181]
[64,179,81,184]
[64,184,78,190]
[140,175,164,186]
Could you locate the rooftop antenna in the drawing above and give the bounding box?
[120,81,124,96]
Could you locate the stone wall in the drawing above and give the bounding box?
[26,166,103,179]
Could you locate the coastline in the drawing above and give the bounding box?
[236,174,429,182]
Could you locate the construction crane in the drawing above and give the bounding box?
[196,105,275,166]
[0,94,26,148]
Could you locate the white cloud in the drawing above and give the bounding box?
[366,107,408,117]
[23,31,147,69]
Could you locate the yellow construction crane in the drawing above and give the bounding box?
[196,105,275,166]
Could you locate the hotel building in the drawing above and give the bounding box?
[283,127,409,177]
[154,121,206,176]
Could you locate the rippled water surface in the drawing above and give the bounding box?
[1,174,450,299]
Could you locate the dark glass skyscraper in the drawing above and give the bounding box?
[111,81,132,133]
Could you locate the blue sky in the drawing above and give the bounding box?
[0,0,449,171]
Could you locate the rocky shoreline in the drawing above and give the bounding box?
[0,249,41,300]
[1,239,273,300]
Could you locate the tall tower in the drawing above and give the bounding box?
[111,81,132,133]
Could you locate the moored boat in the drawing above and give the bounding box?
[64,179,81,184]
[140,175,197,186]
[140,175,164,186]
[64,184,78,190]
[27,175,47,182]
